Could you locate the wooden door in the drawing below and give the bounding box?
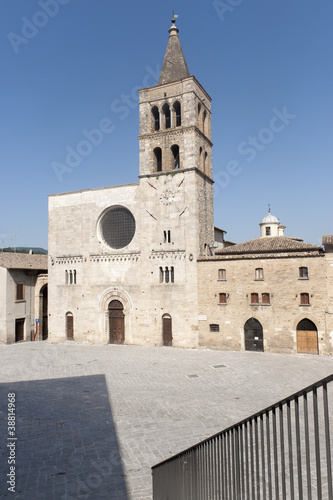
[109,300,124,344]
[297,330,318,354]
[162,316,172,346]
[15,319,24,342]
[244,318,264,352]
[67,314,74,340]
[296,319,318,354]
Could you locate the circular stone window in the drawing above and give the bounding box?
[100,206,135,249]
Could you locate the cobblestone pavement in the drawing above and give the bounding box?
[0,342,332,499]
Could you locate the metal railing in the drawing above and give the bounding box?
[152,374,333,499]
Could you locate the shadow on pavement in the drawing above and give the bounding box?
[0,374,128,499]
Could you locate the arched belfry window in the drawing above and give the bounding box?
[199,147,203,170]
[171,145,180,169]
[152,106,160,131]
[203,109,207,135]
[173,101,181,127]
[162,103,171,129]
[153,147,162,172]
[204,152,208,173]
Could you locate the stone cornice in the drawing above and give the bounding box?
[90,253,140,262]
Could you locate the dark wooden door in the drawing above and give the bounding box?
[162,316,172,346]
[15,319,24,342]
[109,300,124,344]
[244,318,264,352]
[67,315,74,340]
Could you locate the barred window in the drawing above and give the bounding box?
[100,207,135,249]
[218,269,226,280]
[255,268,264,280]
[210,324,220,332]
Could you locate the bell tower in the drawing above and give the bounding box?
[138,16,213,179]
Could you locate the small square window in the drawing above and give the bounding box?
[300,293,310,305]
[262,293,270,305]
[251,293,259,305]
[219,293,227,304]
[299,267,308,279]
[255,268,264,280]
[16,283,25,301]
[210,324,220,332]
[218,269,226,280]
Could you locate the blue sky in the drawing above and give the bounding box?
[0,0,332,249]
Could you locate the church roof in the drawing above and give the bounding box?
[0,253,48,270]
[215,237,322,256]
[158,18,190,85]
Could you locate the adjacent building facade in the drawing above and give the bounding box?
[47,19,333,355]
[0,253,48,343]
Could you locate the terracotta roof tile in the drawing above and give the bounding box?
[215,236,322,256]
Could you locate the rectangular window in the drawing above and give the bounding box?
[218,269,226,280]
[250,293,259,304]
[299,267,308,279]
[300,293,310,305]
[16,283,25,301]
[209,324,220,332]
[219,293,227,304]
[262,293,270,304]
[266,227,271,236]
[255,268,264,280]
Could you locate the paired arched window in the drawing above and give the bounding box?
[162,103,171,129]
[173,101,181,126]
[151,106,160,131]
[153,147,162,172]
[171,145,180,169]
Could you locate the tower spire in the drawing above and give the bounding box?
[158,15,190,85]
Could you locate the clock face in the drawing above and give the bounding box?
[160,189,175,206]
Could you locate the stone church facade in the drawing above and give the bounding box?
[48,19,333,355]
[48,18,214,348]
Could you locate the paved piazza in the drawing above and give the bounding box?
[0,342,332,499]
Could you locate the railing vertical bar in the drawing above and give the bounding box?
[287,400,295,500]
[240,423,245,500]
[272,407,279,499]
[303,392,312,500]
[294,396,303,500]
[205,441,209,500]
[235,426,241,500]
[231,429,236,500]
[323,382,333,500]
[223,432,228,500]
[260,414,266,500]
[250,420,255,500]
[217,435,221,500]
[313,387,322,499]
[227,431,232,500]
[199,444,203,500]
[266,411,273,500]
[279,404,287,500]
[255,417,261,500]
[245,422,250,500]
[213,437,217,499]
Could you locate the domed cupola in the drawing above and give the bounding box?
[260,207,285,237]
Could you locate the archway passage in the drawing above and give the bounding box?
[162,314,172,346]
[109,300,125,344]
[244,318,264,352]
[297,319,318,354]
[40,285,48,340]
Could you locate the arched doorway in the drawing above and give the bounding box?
[244,318,264,352]
[66,312,74,340]
[162,314,172,346]
[296,319,318,354]
[109,300,125,344]
[39,284,48,340]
